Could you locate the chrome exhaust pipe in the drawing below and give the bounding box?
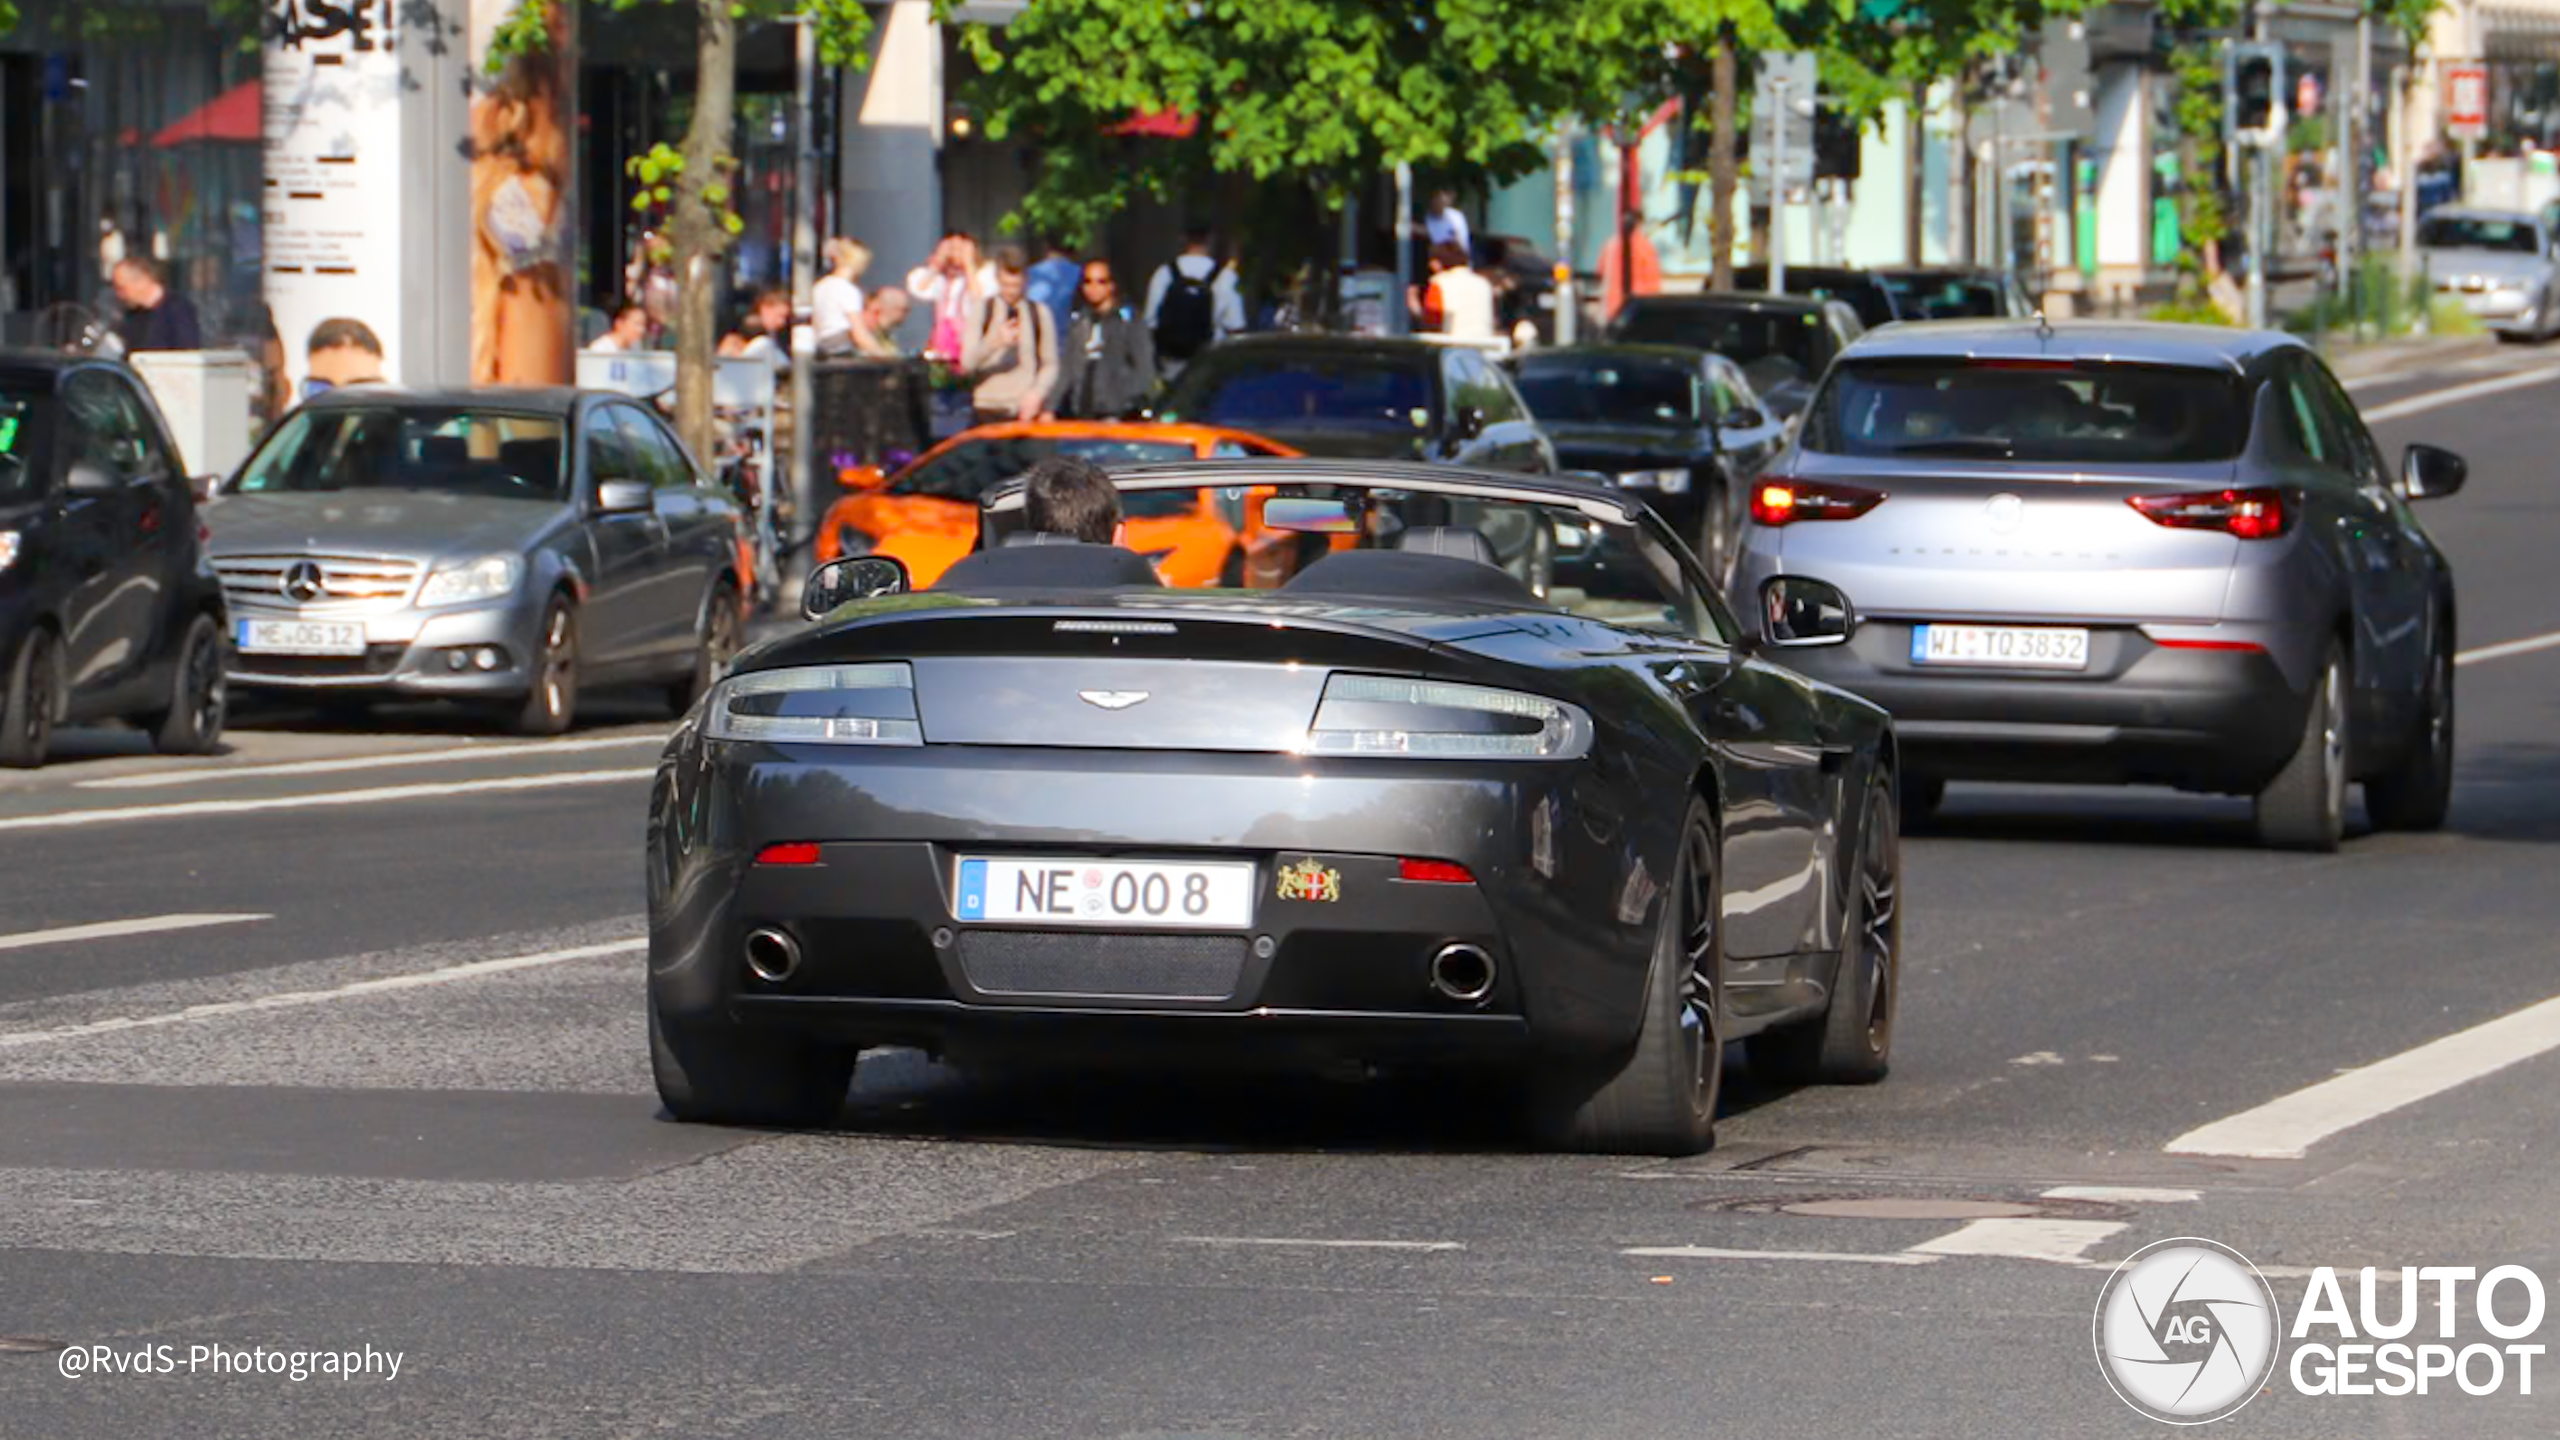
[744,927,802,983]
[1428,943,1496,1005]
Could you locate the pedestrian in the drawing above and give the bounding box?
[587,299,652,352]
[851,288,911,357]
[1027,238,1082,337]
[905,231,993,362]
[1054,260,1156,420]
[110,257,202,354]
[303,317,386,398]
[1599,215,1661,321]
[812,237,871,355]
[1144,224,1245,375]
[961,245,1061,425]
[1422,243,1497,342]
[1424,188,1473,259]
[718,288,794,375]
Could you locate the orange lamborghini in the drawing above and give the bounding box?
[813,421,1303,589]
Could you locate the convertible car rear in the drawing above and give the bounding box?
[646,462,1900,1155]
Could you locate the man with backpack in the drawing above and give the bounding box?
[1143,225,1245,378]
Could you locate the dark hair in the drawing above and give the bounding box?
[753,288,790,311]
[114,255,168,286]
[1182,223,1214,248]
[991,243,1029,274]
[1023,455,1121,543]
[307,316,383,356]
[1430,242,1470,271]
[612,299,647,323]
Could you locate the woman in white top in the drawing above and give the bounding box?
[904,232,999,362]
[812,237,871,355]
[1423,243,1498,342]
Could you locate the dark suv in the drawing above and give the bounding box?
[0,353,229,766]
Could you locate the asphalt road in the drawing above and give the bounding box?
[5,350,2560,1437]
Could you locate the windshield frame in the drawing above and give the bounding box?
[229,404,573,502]
[1511,355,1704,429]
[1798,357,2254,465]
[2418,215,2545,254]
[1161,351,1442,434]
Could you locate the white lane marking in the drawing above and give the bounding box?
[0,768,654,833]
[2165,991,2560,1159]
[0,937,645,1049]
[2457,629,2560,667]
[1174,1236,1466,1253]
[78,734,665,789]
[1620,1246,1941,1266]
[1904,1218,2128,1265]
[0,913,271,954]
[2360,364,2560,423]
[2041,1185,2202,1205]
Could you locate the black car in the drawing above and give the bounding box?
[0,353,228,767]
[645,461,1899,1156]
[1874,266,2035,321]
[1608,293,1865,425]
[1156,335,1557,473]
[1507,343,1788,582]
[1729,265,1902,329]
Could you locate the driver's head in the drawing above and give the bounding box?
[1023,455,1124,544]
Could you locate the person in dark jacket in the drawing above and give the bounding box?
[934,455,1160,591]
[1052,261,1157,420]
[109,258,202,354]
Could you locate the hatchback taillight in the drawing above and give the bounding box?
[1749,479,1886,527]
[2127,487,2292,540]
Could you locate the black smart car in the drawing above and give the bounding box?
[0,353,229,766]
[1607,293,1866,426]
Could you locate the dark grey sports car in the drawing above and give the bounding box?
[644,462,1899,1155]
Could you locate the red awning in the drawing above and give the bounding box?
[1107,108,1198,138]
[152,80,261,147]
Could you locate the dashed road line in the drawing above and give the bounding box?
[0,768,655,833]
[1903,1218,2128,1264]
[77,734,665,789]
[0,913,271,954]
[2457,629,2560,667]
[2360,365,2560,423]
[1620,1245,1943,1266]
[2041,1185,2202,1205]
[1174,1237,1466,1253]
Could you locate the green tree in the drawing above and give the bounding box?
[493,0,874,466]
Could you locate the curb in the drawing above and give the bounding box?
[2319,334,2500,383]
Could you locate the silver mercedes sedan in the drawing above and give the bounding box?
[1730,320,2466,851]
[206,387,748,733]
[2417,207,2560,342]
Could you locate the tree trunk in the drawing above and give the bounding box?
[1905,81,1926,264]
[673,0,737,470]
[1709,37,1737,290]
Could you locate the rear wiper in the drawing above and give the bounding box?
[1887,438,2017,459]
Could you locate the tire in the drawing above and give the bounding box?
[1692,474,1731,585]
[650,990,855,1127]
[1528,799,1723,1156]
[2255,642,2349,852]
[511,596,579,736]
[666,581,743,717]
[141,613,228,756]
[0,628,57,769]
[1746,768,1900,1086]
[2366,632,2453,832]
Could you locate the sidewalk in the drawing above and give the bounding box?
[2308,331,2501,385]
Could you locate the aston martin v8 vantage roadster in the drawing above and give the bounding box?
[644,461,1899,1155]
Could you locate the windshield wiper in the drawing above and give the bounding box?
[1887,438,2018,459]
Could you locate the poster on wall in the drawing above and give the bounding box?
[469,0,577,386]
[262,0,407,394]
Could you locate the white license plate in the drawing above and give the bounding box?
[953,857,1256,930]
[237,619,366,656]
[1910,624,2090,670]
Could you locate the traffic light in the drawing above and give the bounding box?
[2227,44,2284,144]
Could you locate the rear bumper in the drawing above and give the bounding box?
[1772,621,2312,792]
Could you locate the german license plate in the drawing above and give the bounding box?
[954,857,1256,930]
[237,619,366,655]
[1910,624,2090,670]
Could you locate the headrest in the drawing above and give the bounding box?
[417,435,469,466]
[1394,525,1501,567]
[1281,549,1544,609]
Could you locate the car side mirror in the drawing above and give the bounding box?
[2401,443,2467,500]
[1724,406,1766,432]
[64,461,116,496]
[1757,575,1857,649]
[595,478,654,514]
[1448,405,1487,444]
[802,555,911,620]
[190,473,223,502]
[837,463,891,492]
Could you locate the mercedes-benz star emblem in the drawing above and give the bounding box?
[280,560,326,604]
[1078,690,1149,710]
[1984,492,2025,535]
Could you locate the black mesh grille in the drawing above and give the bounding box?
[958,930,1246,1000]
[233,644,408,678]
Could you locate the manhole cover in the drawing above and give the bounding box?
[1783,1198,2041,1220]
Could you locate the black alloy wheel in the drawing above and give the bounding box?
[1746,767,1899,1085]
[512,597,580,736]
[668,582,743,717]
[144,613,228,755]
[2366,631,2455,832]
[0,629,57,769]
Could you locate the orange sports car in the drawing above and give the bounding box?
[813,421,1303,589]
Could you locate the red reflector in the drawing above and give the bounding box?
[2127,487,2291,540]
[1398,858,1475,884]
[1750,479,1886,527]
[2151,637,2267,652]
[754,842,822,867]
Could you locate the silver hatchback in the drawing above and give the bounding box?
[1730,321,2466,850]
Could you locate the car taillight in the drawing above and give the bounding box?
[1749,479,1886,526]
[1398,858,1475,884]
[754,842,822,866]
[2127,487,2292,540]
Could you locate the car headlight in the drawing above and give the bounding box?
[416,554,523,606]
[1302,673,1593,759]
[706,663,922,744]
[0,529,19,576]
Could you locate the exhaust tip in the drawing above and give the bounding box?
[1428,943,1496,1005]
[744,927,802,984]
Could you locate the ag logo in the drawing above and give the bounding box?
[1273,858,1340,903]
[2093,1237,2281,1425]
